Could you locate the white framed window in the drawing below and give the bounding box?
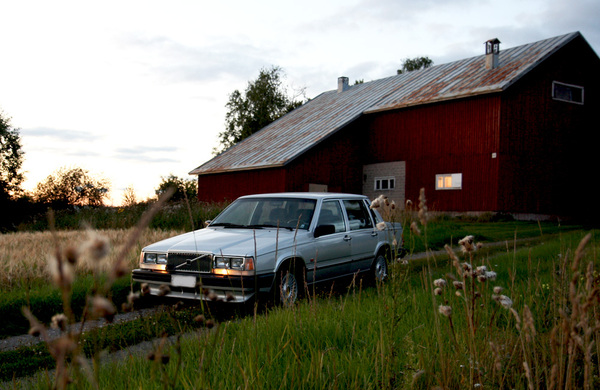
[436,173,462,190]
[552,81,584,105]
[374,177,395,191]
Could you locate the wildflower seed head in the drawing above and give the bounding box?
[140,283,150,296]
[493,294,513,309]
[64,246,79,265]
[459,235,476,253]
[127,291,140,305]
[476,265,487,275]
[194,314,206,324]
[453,281,464,290]
[208,291,219,301]
[485,271,497,281]
[28,324,44,337]
[51,336,77,357]
[85,232,110,261]
[438,305,452,317]
[157,284,171,297]
[410,221,421,236]
[433,278,447,288]
[477,274,487,283]
[376,222,387,231]
[91,296,116,322]
[205,319,215,328]
[48,254,75,290]
[493,286,503,294]
[434,287,443,296]
[51,314,69,332]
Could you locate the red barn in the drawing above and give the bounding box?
[190,32,599,220]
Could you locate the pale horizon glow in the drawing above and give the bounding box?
[1,0,598,205]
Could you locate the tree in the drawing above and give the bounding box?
[122,185,138,207]
[34,167,110,208]
[0,109,25,201]
[155,174,197,203]
[215,66,305,154]
[397,56,434,74]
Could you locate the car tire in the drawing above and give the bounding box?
[371,251,388,283]
[275,260,304,306]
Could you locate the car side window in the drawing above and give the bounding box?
[343,200,374,230]
[317,201,346,233]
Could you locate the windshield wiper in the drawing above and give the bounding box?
[210,222,246,228]
[245,224,295,231]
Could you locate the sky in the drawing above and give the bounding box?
[1,0,599,205]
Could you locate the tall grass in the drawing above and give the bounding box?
[3,191,599,389]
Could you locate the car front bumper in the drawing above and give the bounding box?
[132,269,275,303]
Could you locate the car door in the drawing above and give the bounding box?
[312,200,351,281]
[342,199,378,274]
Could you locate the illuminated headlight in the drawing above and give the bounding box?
[213,256,254,271]
[157,254,167,264]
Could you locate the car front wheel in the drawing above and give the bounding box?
[372,252,388,283]
[276,262,304,306]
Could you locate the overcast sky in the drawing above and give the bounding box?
[1,0,598,205]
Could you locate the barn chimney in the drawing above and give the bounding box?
[485,38,501,69]
[337,76,349,93]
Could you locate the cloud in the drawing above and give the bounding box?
[21,127,100,142]
[112,146,181,164]
[118,33,278,84]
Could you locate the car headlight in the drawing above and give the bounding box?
[213,256,254,271]
[144,252,167,264]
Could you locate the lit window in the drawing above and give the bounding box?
[436,173,462,190]
[375,177,395,191]
[552,81,584,105]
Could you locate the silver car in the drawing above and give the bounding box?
[132,193,402,305]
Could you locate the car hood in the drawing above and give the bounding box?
[142,227,304,256]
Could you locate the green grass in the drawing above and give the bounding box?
[5,229,597,389]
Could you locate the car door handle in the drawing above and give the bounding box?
[343,235,352,241]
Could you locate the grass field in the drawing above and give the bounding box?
[1,203,598,389]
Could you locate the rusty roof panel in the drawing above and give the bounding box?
[190,32,580,175]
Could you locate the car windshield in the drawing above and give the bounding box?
[210,198,317,230]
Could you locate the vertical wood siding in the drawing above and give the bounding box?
[197,168,286,202]
[364,96,502,212]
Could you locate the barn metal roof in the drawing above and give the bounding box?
[190,32,582,176]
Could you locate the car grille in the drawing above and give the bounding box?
[167,252,212,273]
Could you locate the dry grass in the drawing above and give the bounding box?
[0,228,182,290]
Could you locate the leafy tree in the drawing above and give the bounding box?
[216,66,305,154]
[155,174,197,203]
[34,167,110,208]
[0,109,25,201]
[397,56,434,74]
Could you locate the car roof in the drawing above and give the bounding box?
[238,192,369,201]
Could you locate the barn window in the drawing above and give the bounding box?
[552,81,584,105]
[436,173,462,190]
[375,177,395,191]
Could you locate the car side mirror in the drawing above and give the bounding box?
[314,224,336,238]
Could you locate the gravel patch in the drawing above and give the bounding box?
[0,308,159,353]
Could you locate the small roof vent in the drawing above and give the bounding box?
[337,76,349,93]
[485,38,501,69]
